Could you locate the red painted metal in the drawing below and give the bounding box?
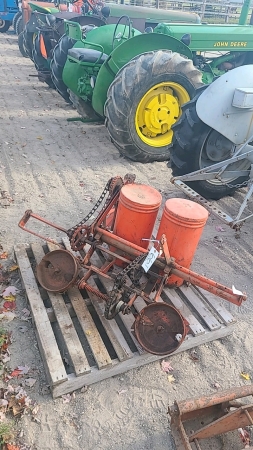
[18,174,247,354]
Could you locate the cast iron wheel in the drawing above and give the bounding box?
[170,93,251,199]
[0,19,11,32]
[23,23,35,60]
[104,50,203,163]
[50,34,76,103]
[18,31,28,58]
[13,11,22,34]
[15,15,23,35]
[32,35,55,88]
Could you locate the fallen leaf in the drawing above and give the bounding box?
[9,265,19,272]
[6,444,20,450]
[3,295,16,302]
[0,312,16,322]
[3,302,16,311]
[32,405,39,415]
[37,136,43,140]
[189,350,199,361]
[0,252,8,259]
[215,226,226,232]
[62,394,72,403]
[17,365,29,375]
[241,372,251,380]
[2,286,19,297]
[161,360,174,373]
[238,427,250,447]
[24,378,36,388]
[0,399,8,407]
[3,301,16,311]
[9,369,23,378]
[2,353,10,363]
[168,374,175,383]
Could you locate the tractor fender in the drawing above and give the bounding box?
[196,65,253,145]
[92,32,192,117]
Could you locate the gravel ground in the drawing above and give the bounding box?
[0,31,252,450]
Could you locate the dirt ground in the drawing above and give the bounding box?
[0,31,253,450]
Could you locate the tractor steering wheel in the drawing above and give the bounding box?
[112,15,131,49]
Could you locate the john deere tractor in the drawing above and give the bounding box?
[22,0,200,94]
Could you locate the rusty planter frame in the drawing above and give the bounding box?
[17,174,248,354]
[169,384,253,450]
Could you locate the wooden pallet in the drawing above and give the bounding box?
[14,240,236,398]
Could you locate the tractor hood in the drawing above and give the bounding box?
[196,65,253,145]
[155,23,253,52]
[106,3,200,24]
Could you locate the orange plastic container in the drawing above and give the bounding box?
[113,184,162,252]
[156,198,209,287]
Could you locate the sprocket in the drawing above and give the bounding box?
[70,225,90,252]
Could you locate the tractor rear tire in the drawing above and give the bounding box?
[50,34,76,103]
[13,12,22,34]
[170,93,250,199]
[0,20,11,32]
[33,35,55,88]
[104,50,203,163]
[18,31,28,58]
[15,15,23,36]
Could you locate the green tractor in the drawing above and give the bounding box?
[51,0,253,163]
[24,0,200,97]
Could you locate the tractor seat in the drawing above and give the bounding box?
[68,48,108,64]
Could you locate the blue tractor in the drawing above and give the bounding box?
[0,0,19,32]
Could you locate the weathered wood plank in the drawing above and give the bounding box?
[52,322,234,398]
[179,286,221,331]
[14,244,68,386]
[87,277,133,361]
[163,287,205,336]
[68,286,112,369]
[195,287,236,326]
[31,243,90,376]
[61,238,133,362]
[46,303,75,322]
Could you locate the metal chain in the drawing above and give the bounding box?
[224,179,249,189]
[67,178,113,239]
[105,253,146,319]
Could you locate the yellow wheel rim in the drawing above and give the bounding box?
[135,82,190,147]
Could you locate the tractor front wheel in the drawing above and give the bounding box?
[0,19,11,33]
[13,11,22,34]
[104,50,203,163]
[15,15,23,36]
[33,35,55,88]
[18,31,28,58]
[50,34,76,103]
[23,24,35,60]
[170,94,251,199]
